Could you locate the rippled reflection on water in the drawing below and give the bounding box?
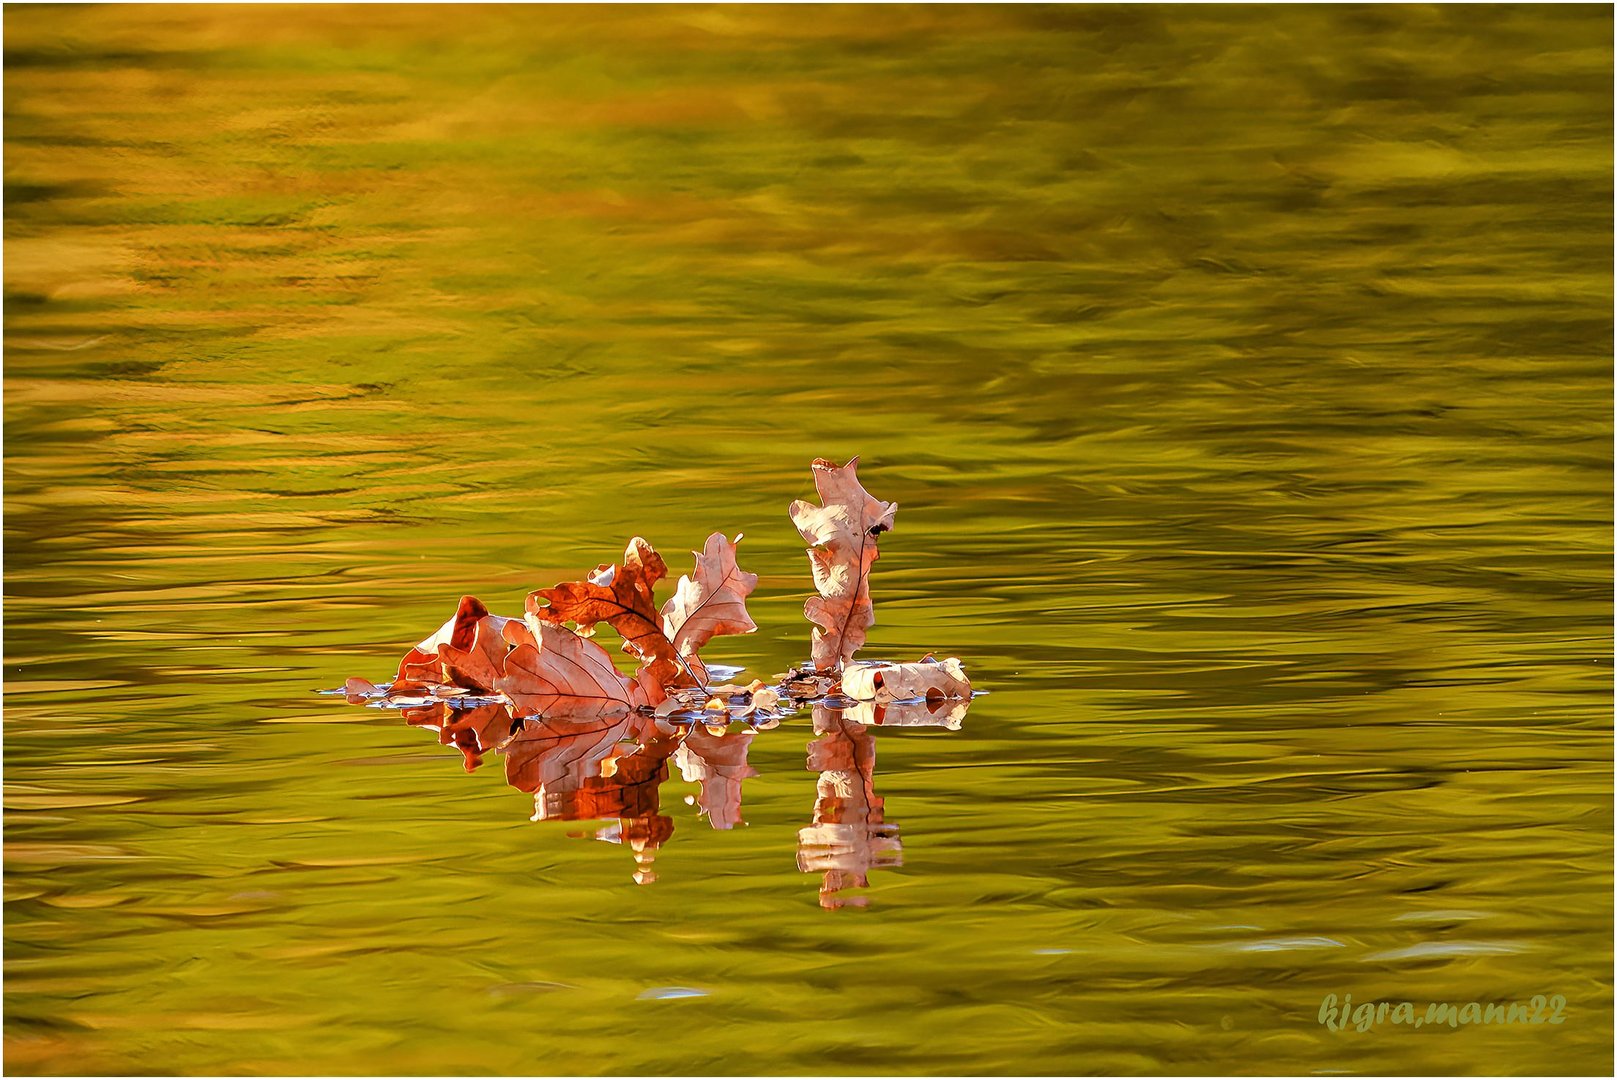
[5,4,1612,1076]
[387,694,965,907]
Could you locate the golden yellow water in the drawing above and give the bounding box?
[5,4,1612,1075]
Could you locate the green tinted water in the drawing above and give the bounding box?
[5,4,1612,1075]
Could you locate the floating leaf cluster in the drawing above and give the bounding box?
[323,459,980,900]
[331,458,973,728]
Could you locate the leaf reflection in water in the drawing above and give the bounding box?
[797,695,970,907]
[390,691,972,902]
[799,706,896,910]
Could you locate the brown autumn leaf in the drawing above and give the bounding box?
[526,537,690,689]
[660,532,758,660]
[840,657,972,702]
[436,614,517,694]
[395,595,515,691]
[495,617,650,717]
[501,618,537,649]
[788,457,897,672]
[505,617,668,706]
[510,594,662,704]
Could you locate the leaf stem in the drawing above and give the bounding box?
[675,651,709,695]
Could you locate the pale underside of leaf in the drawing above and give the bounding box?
[661,531,759,658]
[789,457,897,672]
[839,657,972,701]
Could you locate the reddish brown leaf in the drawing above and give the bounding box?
[395,595,514,692]
[494,618,650,717]
[501,619,536,649]
[634,666,668,708]
[436,616,515,694]
[788,457,897,671]
[515,618,665,701]
[661,532,758,661]
[526,537,688,689]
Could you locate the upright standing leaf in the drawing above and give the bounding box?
[788,457,897,671]
[526,537,688,689]
[495,618,650,717]
[661,532,759,660]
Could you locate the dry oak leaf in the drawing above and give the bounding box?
[517,611,669,711]
[526,537,690,690]
[396,595,515,692]
[505,614,681,703]
[494,617,650,718]
[436,614,519,694]
[840,657,972,702]
[788,457,897,672]
[661,532,759,659]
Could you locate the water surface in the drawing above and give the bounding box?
[5,5,1612,1075]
